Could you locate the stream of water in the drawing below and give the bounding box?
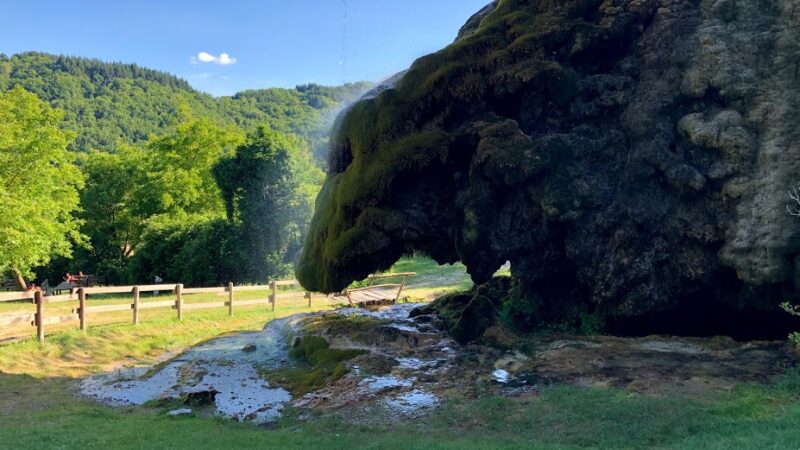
[80,303,452,422]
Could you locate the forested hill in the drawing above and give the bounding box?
[0,52,370,160]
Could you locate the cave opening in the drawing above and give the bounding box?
[607,286,798,341]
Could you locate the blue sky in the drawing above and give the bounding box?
[0,0,490,96]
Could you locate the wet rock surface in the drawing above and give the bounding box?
[507,335,798,395]
[79,304,798,423]
[80,316,301,423]
[296,0,800,337]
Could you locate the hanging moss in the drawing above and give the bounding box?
[296,0,576,293]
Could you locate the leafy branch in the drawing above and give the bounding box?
[780,302,800,318]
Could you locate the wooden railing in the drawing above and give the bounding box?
[0,280,332,344]
[344,272,416,306]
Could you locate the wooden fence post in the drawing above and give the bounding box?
[132,286,140,325]
[78,287,87,332]
[394,275,409,304]
[176,284,183,320]
[35,290,44,344]
[270,280,277,312]
[228,282,234,316]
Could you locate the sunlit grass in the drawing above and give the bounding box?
[1,257,799,448]
[0,298,341,378]
[2,367,799,449]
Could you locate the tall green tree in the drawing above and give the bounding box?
[0,86,84,287]
[76,115,242,283]
[214,127,321,282]
[134,114,243,223]
[129,126,323,286]
[75,147,143,282]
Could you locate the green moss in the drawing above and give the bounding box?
[295,0,582,293]
[266,336,365,397]
[412,277,514,343]
[302,314,388,336]
[289,336,364,366]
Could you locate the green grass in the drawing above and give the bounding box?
[1,257,799,448]
[0,299,326,377]
[381,254,509,300]
[2,370,799,449]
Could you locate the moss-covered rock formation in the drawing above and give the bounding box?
[411,277,510,343]
[297,0,800,336]
[267,336,364,397]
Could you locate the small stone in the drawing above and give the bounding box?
[666,164,706,192]
[493,369,510,384]
[167,408,192,416]
[417,373,436,383]
[242,343,257,353]
[707,161,733,180]
[184,389,218,406]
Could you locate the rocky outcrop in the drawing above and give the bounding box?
[297,0,800,335]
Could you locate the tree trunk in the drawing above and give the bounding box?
[10,267,28,290]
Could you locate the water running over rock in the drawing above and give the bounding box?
[79,303,797,424]
[80,315,306,423]
[79,304,453,422]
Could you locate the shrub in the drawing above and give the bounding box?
[128,219,247,286]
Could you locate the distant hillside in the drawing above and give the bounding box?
[0,52,370,161]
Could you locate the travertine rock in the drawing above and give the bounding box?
[297,0,800,335]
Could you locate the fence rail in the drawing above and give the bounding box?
[0,279,329,344]
[0,291,35,302]
[1,272,415,345]
[82,284,178,295]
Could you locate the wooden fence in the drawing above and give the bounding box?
[0,280,330,344]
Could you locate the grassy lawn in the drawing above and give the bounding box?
[384,254,508,300]
[1,257,799,448]
[2,364,799,449]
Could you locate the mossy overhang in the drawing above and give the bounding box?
[295,0,589,292]
[295,0,800,340]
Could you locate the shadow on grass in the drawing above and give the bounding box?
[2,369,800,449]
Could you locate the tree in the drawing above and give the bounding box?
[214,127,320,282]
[74,147,143,283]
[76,114,242,283]
[3,52,370,157]
[134,113,243,223]
[0,86,84,287]
[0,53,359,285]
[130,126,322,286]
[128,219,244,286]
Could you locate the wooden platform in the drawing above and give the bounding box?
[344,272,415,308]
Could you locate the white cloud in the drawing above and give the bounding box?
[190,51,237,65]
[197,51,216,63]
[217,53,236,65]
